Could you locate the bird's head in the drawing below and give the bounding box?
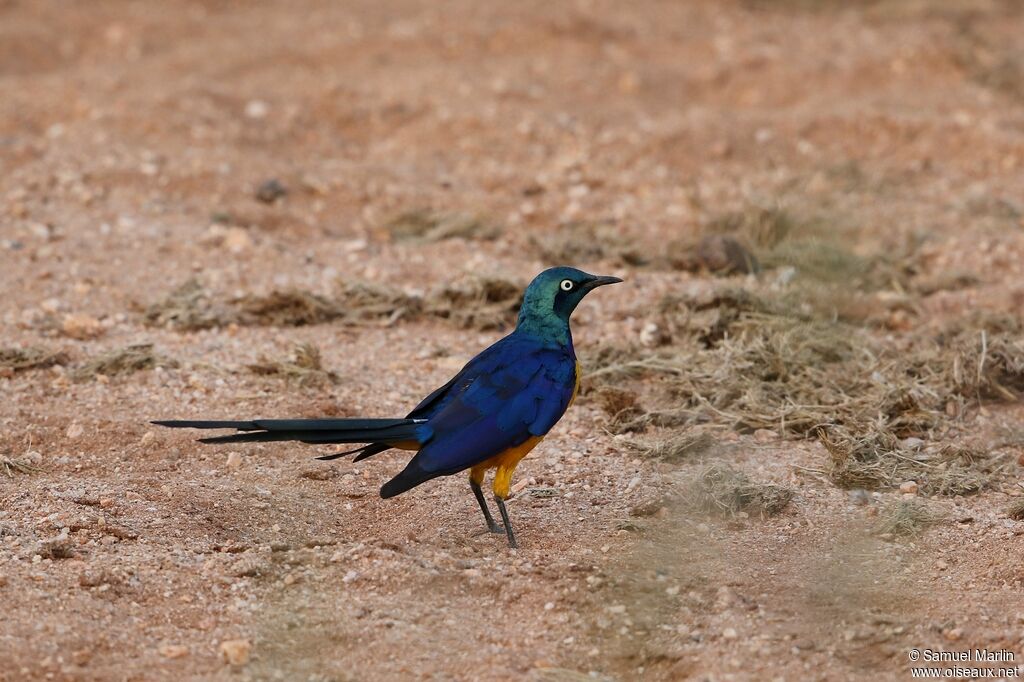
[516,266,622,341]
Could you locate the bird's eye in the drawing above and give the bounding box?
[559,279,574,291]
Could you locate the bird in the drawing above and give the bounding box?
[153,266,622,548]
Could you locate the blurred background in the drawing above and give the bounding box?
[1,1,1023,680]
[2,0,1021,302]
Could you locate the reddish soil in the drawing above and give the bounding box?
[2,1,1024,680]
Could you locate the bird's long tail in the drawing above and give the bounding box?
[151,418,426,451]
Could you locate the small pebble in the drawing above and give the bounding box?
[222,227,253,253]
[62,314,104,340]
[255,178,287,203]
[158,644,189,659]
[639,322,663,347]
[244,100,268,119]
[219,639,252,666]
[899,481,918,495]
[848,489,870,505]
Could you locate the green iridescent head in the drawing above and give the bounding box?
[515,266,622,343]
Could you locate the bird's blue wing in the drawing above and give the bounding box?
[405,334,517,420]
[410,336,576,477]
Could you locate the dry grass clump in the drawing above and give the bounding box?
[0,346,69,373]
[593,289,1022,434]
[425,276,524,331]
[581,343,650,381]
[666,203,913,326]
[614,408,694,433]
[820,428,997,496]
[336,281,422,324]
[874,499,947,537]
[587,284,1020,495]
[592,386,646,433]
[144,280,414,330]
[385,209,502,242]
[627,432,717,463]
[143,279,229,331]
[235,290,344,327]
[1,454,41,477]
[662,207,799,275]
[71,344,177,382]
[820,427,907,490]
[664,234,761,275]
[594,386,642,417]
[247,343,338,387]
[686,462,793,517]
[673,287,796,345]
[710,205,799,246]
[940,327,1024,400]
[146,277,520,331]
[235,280,421,327]
[671,314,881,434]
[911,270,980,297]
[683,206,842,279]
[928,444,993,496]
[531,221,644,266]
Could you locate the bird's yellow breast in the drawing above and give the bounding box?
[470,360,581,499]
[475,435,544,499]
[570,359,581,406]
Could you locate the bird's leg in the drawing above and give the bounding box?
[469,475,503,534]
[491,463,521,548]
[494,495,517,549]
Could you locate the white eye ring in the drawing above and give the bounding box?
[560,279,574,291]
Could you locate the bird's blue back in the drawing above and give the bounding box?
[405,331,577,476]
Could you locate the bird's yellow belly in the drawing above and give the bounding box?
[570,359,581,405]
[470,436,544,499]
[468,359,581,499]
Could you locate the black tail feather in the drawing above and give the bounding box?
[380,460,439,498]
[151,420,262,431]
[352,443,392,462]
[154,418,425,448]
[316,443,392,462]
[154,418,417,432]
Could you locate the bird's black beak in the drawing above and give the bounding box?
[583,275,623,292]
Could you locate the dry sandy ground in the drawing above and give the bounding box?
[2,0,1024,680]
